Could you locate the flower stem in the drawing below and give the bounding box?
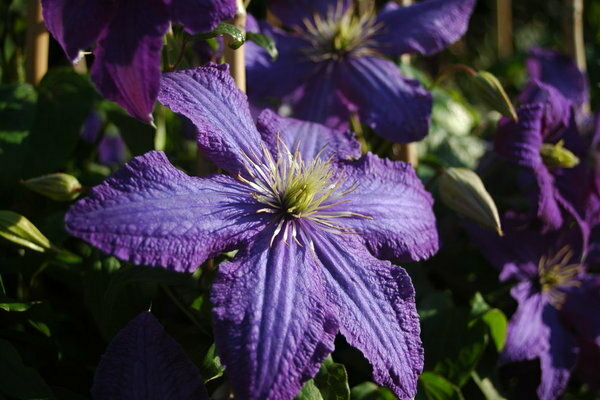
[564,0,589,111]
[224,0,247,92]
[25,0,49,85]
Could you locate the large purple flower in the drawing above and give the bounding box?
[41,0,235,122]
[246,0,476,143]
[494,49,588,231]
[64,64,439,399]
[472,214,600,400]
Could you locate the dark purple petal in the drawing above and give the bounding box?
[337,56,431,143]
[560,275,600,346]
[65,151,264,272]
[310,232,423,400]
[98,135,127,166]
[501,282,548,364]
[246,21,316,101]
[527,47,589,108]
[290,61,351,131]
[495,104,544,167]
[374,0,476,57]
[333,153,438,262]
[158,64,265,175]
[41,0,113,62]
[80,111,104,144]
[92,312,208,400]
[537,304,578,400]
[170,0,235,34]
[575,339,600,390]
[268,0,350,27]
[90,0,169,122]
[255,109,361,163]
[211,229,337,400]
[517,80,572,138]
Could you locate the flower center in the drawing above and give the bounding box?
[538,245,581,306]
[298,3,381,61]
[237,140,368,244]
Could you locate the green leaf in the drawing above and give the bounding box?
[471,371,507,400]
[418,372,464,400]
[246,32,278,60]
[350,382,395,400]
[197,23,245,49]
[200,343,224,383]
[0,299,40,312]
[297,357,350,400]
[0,339,54,399]
[481,309,508,352]
[297,380,324,400]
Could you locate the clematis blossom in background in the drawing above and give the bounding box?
[41,0,235,122]
[246,0,476,143]
[472,214,600,400]
[65,64,439,400]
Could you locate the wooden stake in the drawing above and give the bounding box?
[564,0,588,112]
[224,0,247,92]
[495,0,513,59]
[25,0,49,85]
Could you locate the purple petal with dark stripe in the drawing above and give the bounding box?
[170,0,236,34]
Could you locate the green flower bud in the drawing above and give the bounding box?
[439,168,503,236]
[23,173,82,201]
[0,211,51,252]
[540,140,579,168]
[471,71,518,121]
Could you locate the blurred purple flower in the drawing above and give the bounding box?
[41,0,235,122]
[92,312,209,400]
[246,0,476,143]
[472,214,600,400]
[80,111,104,144]
[98,134,127,166]
[65,64,439,399]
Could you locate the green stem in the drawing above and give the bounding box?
[162,285,211,336]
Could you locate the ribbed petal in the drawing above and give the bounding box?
[41,0,113,62]
[65,151,263,272]
[337,56,431,143]
[495,104,544,167]
[92,312,208,400]
[527,47,589,108]
[373,0,476,57]
[170,0,235,34]
[517,80,572,138]
[332,153,438,262]
[159,64,266,175]
[246,21,316,100]
[289,61,350,131]
[310,231,423,400]
[211,228,338,400]
[268,0,350,27]
[90,0,169,122]
[255,109,361,163]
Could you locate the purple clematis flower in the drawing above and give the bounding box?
[41,0,236,122]
[494,49,588,231]
[64,64,439,400]
[471,214,600,400]
[246,0,476,143]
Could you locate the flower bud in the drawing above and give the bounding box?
[540,140,579,168]
[0,211,51,252]
[22,173,82,201]
[439,168,503,236]
[471,71,518,121]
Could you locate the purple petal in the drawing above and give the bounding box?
[80,111,104,144]
[170,0,235,34]
[268,0,350,27]
[92,312,208,400]
[255,109,361,163]
[527,47,589,108]
[90,0,169,122]
[537,304,578,400]
[333,153,438,262]
[310,232,423,400]
[246,23,316,100]
[290,61,351,131]
[337,56,431,143]
[374,0,476,56]
[495,104,544,167]
[98,135,127,166]
[211,230,337,400]
[65,151,264,272]
[501,282,548,364]
[576,339,600,390]
[41,0,113,62]
[518,80,572,138]
[561,275,600,346]
[158,64,265,175]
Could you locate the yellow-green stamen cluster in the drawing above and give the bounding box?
[238,141,368,245]
[538,245,581,306]
[299,3,381,61]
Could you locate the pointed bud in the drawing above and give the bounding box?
[0,211,51,252]
[22,173,82,201]
[540,140,579,168]
[471,71,518,121]
[439,168,503,236]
